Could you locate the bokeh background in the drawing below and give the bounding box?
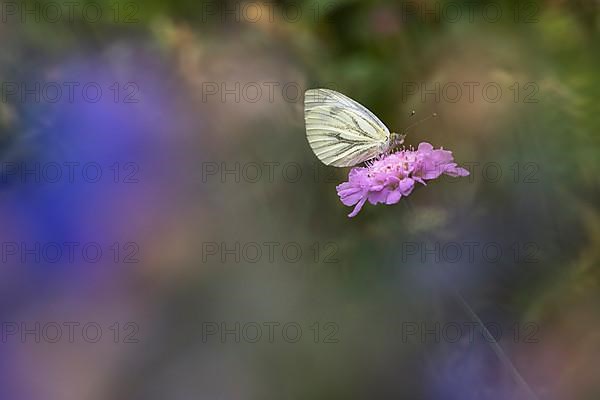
[0,0,599,399]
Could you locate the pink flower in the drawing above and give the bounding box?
[336,142,469,217]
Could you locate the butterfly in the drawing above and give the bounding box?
[304,88,406,167]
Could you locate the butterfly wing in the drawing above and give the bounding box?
[304,89,391,167]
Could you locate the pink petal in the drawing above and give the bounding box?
[398,178,415,195]
[417,142,434,152]
[385,190,402,204]
[340,191,365,206]
[368,189,389,205]
[445,167,470,177]
[348,197,367,218]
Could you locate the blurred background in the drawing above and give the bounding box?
[0,0,599,399]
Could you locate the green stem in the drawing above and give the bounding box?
[443,272,539,400]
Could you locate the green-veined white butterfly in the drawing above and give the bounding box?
[304,88,406,167]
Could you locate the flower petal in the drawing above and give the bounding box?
[348,197,367,218]
[385,190,402,204]
[368,189,389,205]
[398,178,415,195]
[445,166,470,177]
[417,142,434,152]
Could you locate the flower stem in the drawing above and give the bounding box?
[442,271,540,400]
[404,205,538,399]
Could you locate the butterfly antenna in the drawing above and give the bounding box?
[401,112,437,135]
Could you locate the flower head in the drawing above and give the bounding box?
[336,142,469,217]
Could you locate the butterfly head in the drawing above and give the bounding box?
[390,132,406,150]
